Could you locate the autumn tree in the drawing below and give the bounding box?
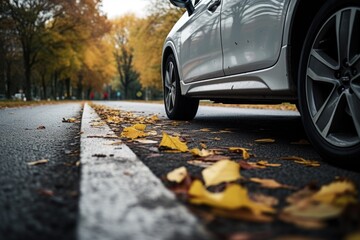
[131,0,183,92]
[112,15,140,99]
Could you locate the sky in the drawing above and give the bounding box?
[101,0,149,19]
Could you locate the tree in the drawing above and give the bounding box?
[131,1,184,91]
[112,15,140,99]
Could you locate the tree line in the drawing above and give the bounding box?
[0,0,183,101]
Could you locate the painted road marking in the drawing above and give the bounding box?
[77,103,211,240]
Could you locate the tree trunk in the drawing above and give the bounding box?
[41,73,47,100]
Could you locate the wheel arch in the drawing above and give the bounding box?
[287,0,327,88]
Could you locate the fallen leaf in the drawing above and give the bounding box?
[238,160,260,170]
[62,117,77,123]
[311,181,357,205]
[283,202,343,219]
[27,159,49,166]
[202,155,231,162]
[38,189,54,197]
[256,160,281,167]
[255,138,275,143]
[281,156,320,167]
[121,125,147,139]
[167,167,188,183]
[250,178,296,189]
[191,148,213,157]
[229,147,251,160]
[189,180,275,215]
[251,193,279,207]
[159,132,188,152]
[37,125,46,130]
[202,160,241,187]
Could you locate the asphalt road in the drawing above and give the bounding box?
[0,103,82,240]
[96,100,360,239]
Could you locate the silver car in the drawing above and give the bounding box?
[162,0,360,162]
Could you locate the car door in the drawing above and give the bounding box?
[180,0,224,83]
[220,0,289,75]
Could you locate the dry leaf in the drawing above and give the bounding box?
[62,118,77,123]
[283,202,343,219]
[37,125,46,130]
[167,167,188,183]
[238,160,260,170]
[189,180,275,215]
[203,155,230,162]
[202,160,241,187]
[256,160,281,167]
[311,181,357,205]
[250,178,296,189]
[27,159,49,166]
[191,148,213,157]
[345,232,360,240]
[159,132,188,152]
[121,125,147,139]
[255,138,275,143]
[281,156,320,167]
[251,193,279,207]
[229,147,251,160]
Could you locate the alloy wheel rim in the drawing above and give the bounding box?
[306,7,360,147]
[165,61,177,113]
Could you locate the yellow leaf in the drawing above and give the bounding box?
[250,178,296,189]
[229,147,251,160]
[256,160,281,167]
[159,132,188,152]
[283,202,343,219]
[190,148,213,157]
[121,126,147,139]
[202,160,241,187]
[133,123,146,131]
[167,167,188,183]
[255,138,275,143]
[311,181,357,204]
[281,156,320,167]
[189,180,275,215]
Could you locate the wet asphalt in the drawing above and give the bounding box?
[0,103,82,240]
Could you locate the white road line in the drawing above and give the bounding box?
[77,103,211,240]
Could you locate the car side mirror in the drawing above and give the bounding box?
[169,0,195,16]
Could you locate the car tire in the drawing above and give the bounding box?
[298,0,360,162]
[163,54,199,120]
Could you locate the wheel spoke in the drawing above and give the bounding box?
[336,9,353,63]
[308,52,339,84]
[346,92,360,138]
[168,62,174,83]
[313,88,342,135]
[165,72,172,91]
[310,49,338,71]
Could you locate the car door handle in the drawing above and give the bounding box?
[208,0,221,12]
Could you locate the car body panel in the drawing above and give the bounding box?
[179,0,224,83]
[221,0,290,75]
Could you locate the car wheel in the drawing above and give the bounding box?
[163,54,199,120]
[298,0,360,161]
